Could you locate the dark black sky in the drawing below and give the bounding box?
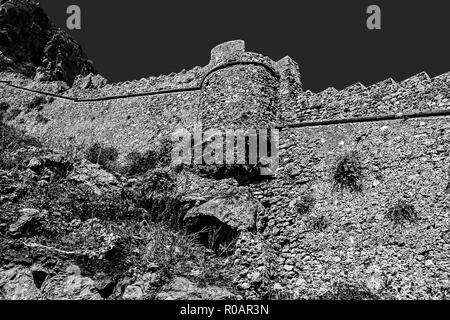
[38,0,450,92]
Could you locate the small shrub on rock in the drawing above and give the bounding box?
[139,168,176,193]
[141,223,205,280]
[333,152,363,192]
[124,150,159,176]
[386,200,418,224]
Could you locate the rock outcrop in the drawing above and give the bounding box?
[0,0,95,84]
[0,122,239,300]
[184,188,262,232]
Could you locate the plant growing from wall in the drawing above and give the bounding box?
[333,151,363,192]
[386,200,418,224]
[306,214,329,232]
[295,194,315,216]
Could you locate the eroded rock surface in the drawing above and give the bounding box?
[184,188,263,232]
[0,0,95,84]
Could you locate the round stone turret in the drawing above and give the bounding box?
[199,40,280,130]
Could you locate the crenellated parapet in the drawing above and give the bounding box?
[283,71,450,123]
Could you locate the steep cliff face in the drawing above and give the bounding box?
[0,0,95,84]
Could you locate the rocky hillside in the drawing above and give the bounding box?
[0,0,95,84]
[0,120,251,300]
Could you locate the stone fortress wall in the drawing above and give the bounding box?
[1,40,450,298]
[0,40,300,154]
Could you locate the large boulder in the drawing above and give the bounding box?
[178,171,238,204]
[0,266,41,300]
[184,188,263,232]
[68,161,120,196]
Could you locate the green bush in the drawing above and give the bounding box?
[306,215,329,231]
[142,223,203,279]
[386,200,418,224]
[85,142,119,171]
[124,149,159,176]
[333,152,363,192]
